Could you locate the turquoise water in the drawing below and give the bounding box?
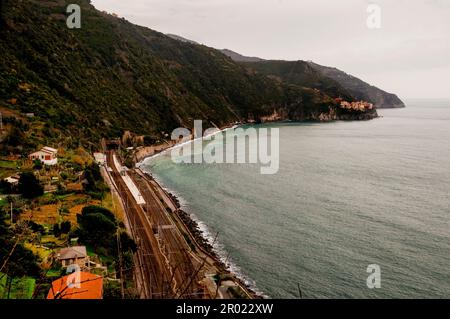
[142,100,450,298]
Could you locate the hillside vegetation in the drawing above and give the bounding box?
[242,60,354,101]
[308,62,405,108]
[220,50,405,109]
[0,0,376,154]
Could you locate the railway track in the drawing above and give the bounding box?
[129,171,202,298]
[107,151,172,298]
[106,151,204,298]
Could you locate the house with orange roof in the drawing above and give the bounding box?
[47,272,103,299]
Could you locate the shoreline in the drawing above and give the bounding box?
[134,111,379,165]
[131,116,379,298]
[135,123,240,164]
[138,168,265,298]
[133,122,266,298]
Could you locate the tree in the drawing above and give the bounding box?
[0,180,13,194]
[120,232,137,253]
[72,155,86,167]
[76,206,136,262]
[84,163,101,185]
[33,160,43,170]
[60,221,71,234]
[104,281,122,299]
[143,135,156,146]
[118,232,137,273]
[0,211,40,278]
[83,163,108,197]
[18,172,43,199]
[76,206,117,253]
[53,223,61,237]
[28,221,45,234]
[4,126,25,147]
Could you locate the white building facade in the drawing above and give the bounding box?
[29,146,58,165]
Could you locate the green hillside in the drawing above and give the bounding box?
[0,0,377,154]
[241,60,354,101]
[220,50,405,109]
[308,62,405,108]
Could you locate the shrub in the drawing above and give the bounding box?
[33,160,43,170]
[18,172,44,199]
[60,221,71,234]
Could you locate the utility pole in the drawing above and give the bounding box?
[6,196,14,224]
[297,283,303,299]
[117,227,125,299]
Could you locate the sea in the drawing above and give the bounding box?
[141,99,450,298]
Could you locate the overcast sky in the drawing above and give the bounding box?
[91,0,450,99]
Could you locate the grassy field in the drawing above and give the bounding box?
[20,204,59,225]
[102,192,125,223]
[0,273,36,299]
[24,243,53,261]
[20,194,102,226]
[0,160,18,169]
[0,159,19,183]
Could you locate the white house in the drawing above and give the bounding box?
[93,152,106,165]
[29,146,58,165]
[4,174,20,187]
